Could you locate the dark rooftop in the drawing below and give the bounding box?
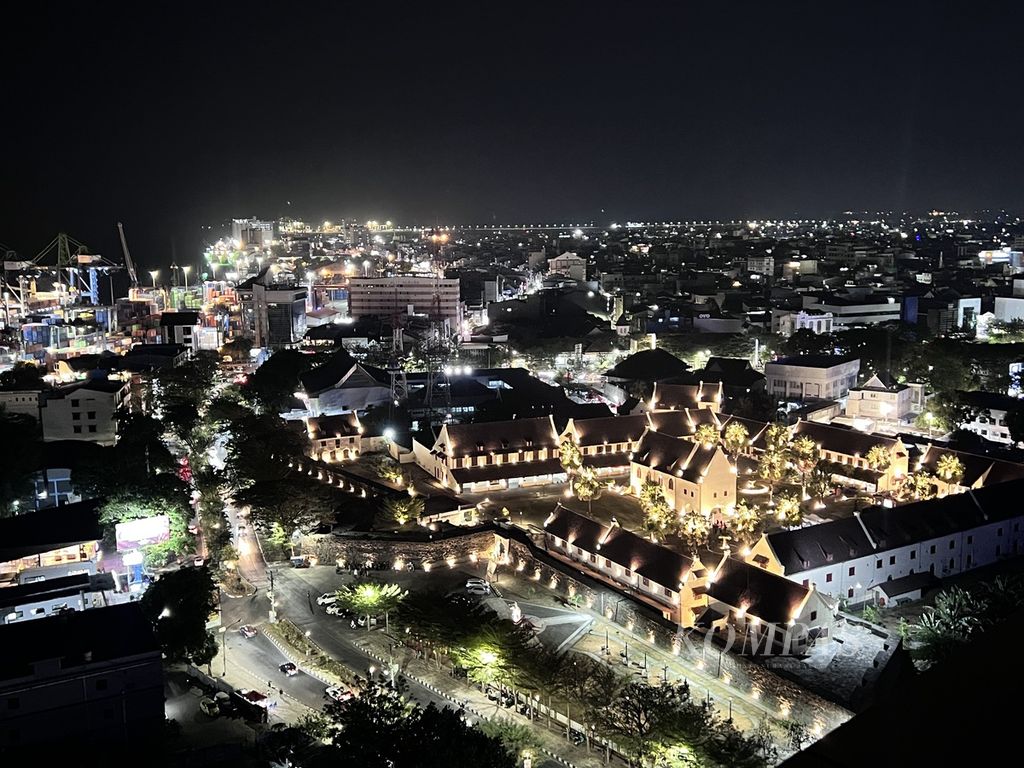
[0,500,103,563]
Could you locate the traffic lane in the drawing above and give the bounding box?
[226,626,332,711]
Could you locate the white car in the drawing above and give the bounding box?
[325,604,347,616]
[466,584,491,596]
[465,578,488,588]
[317,593,338,606]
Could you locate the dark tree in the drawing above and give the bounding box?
[140,566,218,665]
[0,410,40,516]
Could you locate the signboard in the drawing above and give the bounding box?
[115,515,170,552]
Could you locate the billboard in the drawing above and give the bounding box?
[115,515,171,552]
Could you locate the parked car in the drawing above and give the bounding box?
[325,686,354,704]
[290,556,310,568]
[239,624,258,639]
[279,662,299,677]
[199,697,220,717]
[317,593,338,606]
[326,604,349,616]
[465,578,488,588]
[466,584,491,596]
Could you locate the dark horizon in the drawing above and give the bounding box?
[4,2,1024,269]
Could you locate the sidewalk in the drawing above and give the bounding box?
[496,570,778,732]
[353,631,618,768]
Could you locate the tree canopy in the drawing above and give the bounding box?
[140,566,218,665]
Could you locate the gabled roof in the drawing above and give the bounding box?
[916,445,1024,487]
[632,428,724,482]
[651,380,721,410]
[543,505,694,589]
[300,349,388,394]
[765,516,874,573]
[793,421,902,458]
[707,556,811,625]
[570,414,649,447]
[851,373,908,393]
[647,408,719,438]
[441,416,559,457]
[604,348,690,382]
[717,415,771,451]
[306,412,362,440]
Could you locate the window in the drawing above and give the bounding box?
[664,587,672,597]
[810,610,817,621]
[72,413,81,421]
[71,399,80,407]
[30,608,45,616]
[998,527,1004,537]
[848,566,855,576]
[642,577,650,587]
[88,425,97,433]
[967,535,973,545]
[910,551,916,560]
[605,559,611,568]
[847,588,854,598]
[825,573,833,583]
[802,579,809,587]
[949,540,955,550]
[589,554,596,563]
[930,544,936,555]
[966,555,973,567]
[73,426,82,434]
[949,558,955,570]
[875,559,882,568]
[889,555,896,565]
[87,411,96,419]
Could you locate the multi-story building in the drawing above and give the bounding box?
[304,412,387,461]
[38,379,129,446]
[771,309,834,337]
[231,217,275,247]
[237,272,307,348]
[630,428,737,515]
[746,254,775,277]
[347,276,461,327]
[801,294,900,328]
[0,500,103,587]
[844,373,914,423]
[1,572,112,625]
[0,603,164,752]
[765,355,861,401]
[748,479,1024,605]
[547,252,588,283]
[954,390,1019,446]
[0,390,41,419]
[158,310,202,350]
[414,416,564,494]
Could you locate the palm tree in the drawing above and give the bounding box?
[865,444,892,472]
[572,467,603,516]
[935,454,965,484]
[791,436,820,497]
[693,423,719,447]
[722,421,750,457]
[774,493,802,526]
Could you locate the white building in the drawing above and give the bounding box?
[748,480,1024,605]
[764,355,861,401]
[231,217,275,247]
[772,309,834,337]
[0,390,41,419]
[801,295,900,328]
[994,296,1024,323]
[547,252,588,283]
[39,379,129,446]
[159,311,202,350]
[746,255,775,277]
[845,373,914,423]
[956,391,1019,446]
[237,273,307,348]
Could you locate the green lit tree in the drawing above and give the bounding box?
[722,421,750,457]
[693,423,719,447]
[335,581,407,631]
[382,495,425,527]
[679,508,712,551]
[639,478,675,536]
[865,445,892,472]
[572,467,603,516]
[559,437,583,477]
[935,454,965,485]
[774,493,802,527]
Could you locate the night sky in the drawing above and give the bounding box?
[4,2,1023,269]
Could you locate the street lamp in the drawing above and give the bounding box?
[182,265,191,292]
[362,259,371,277]
[149,270,159,290]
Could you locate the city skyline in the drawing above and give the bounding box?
[5,2,1024,267]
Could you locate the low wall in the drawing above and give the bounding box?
[299,529,499,569]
